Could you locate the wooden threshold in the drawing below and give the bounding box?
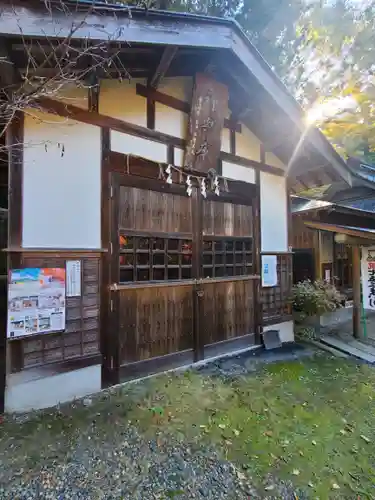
[120,349,194,381]
[204,333,257,358]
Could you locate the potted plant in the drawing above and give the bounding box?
[291,279,344,338]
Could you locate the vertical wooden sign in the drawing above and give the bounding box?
[184,73,228,173]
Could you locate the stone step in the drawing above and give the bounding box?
[320,336,375,363]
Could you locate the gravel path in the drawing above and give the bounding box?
[0,345,315,499]
[1,423,257,499]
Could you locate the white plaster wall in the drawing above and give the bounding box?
[265,151,286,170]
[236,124,261,161]
[111,131,168,163]
[53,82,89,110]
[5,365,101,412]
[99,78,147,126]
[222,161,256,184]
[158,77,193,101]
[23,111,101,249]
[174,147,184,167]
[263,320,294,343]
[155,103,187,139]
[221,128,231,153]
[260,172,288,252]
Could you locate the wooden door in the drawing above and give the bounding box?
[108,174,258,382]
[199,194,257,356]
[109,174,197,380]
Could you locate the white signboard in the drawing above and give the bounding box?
[66,260,81,297]
[7,268,66,339]
[361,247,375,310]
[262,255,278,287]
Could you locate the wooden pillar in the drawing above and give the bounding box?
[352,245,361,339]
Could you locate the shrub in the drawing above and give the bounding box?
[291,279,344,322]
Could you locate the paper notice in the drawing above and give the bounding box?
[66,260,81,297]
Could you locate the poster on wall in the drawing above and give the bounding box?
[262,255,278,287]
[361,248,375,310]
[7,268,66,339]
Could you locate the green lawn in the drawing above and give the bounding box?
[127,355,375,498]
[1,354,375,498]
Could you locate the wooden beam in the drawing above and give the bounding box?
[149,46,178,89]
[35,96,185,148]
[36,96,286,178]
[88,74,99,113]
[7,110,23,249]
[136,83,242,132]
[352,245,362,339]
[0,38,17,87]
[220,151,285,177]
[146,84,155,130]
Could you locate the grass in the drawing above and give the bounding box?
[1,354,375,498]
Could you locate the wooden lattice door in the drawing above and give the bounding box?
[107,173,258,381]
[198,194,258,355]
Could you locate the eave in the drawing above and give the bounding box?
[0,0,354,195]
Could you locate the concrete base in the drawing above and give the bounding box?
[263,320,294,343]
[5,364,101,413]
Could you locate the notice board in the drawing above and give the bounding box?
[7,268,66,339]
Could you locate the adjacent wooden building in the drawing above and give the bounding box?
[0,0,354,412]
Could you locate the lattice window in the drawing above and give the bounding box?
[261,255,292,323]
[202,238,253,278]
[119,234,193,283]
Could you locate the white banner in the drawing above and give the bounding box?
[361,247,375,310]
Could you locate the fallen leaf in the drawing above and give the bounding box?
[264,430,273,437]
[312,440,317,445]
[360,435,370,443]
[236,471,246,481]
[299,450,304,457]
[292,469,300,476]
[332,483,340,490]
[264,485,275,491]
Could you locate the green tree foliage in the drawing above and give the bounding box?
[111,0,375,160]
[285,0,375,160]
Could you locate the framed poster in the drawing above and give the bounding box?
[7,268,66,339]
[262,255,278,287]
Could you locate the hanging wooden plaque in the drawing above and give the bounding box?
[184,73,228,173]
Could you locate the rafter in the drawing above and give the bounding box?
[149,45,178,89]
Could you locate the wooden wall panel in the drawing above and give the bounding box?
[261,254,292,324]
[201,279,255,345]
[292,215,316,249]
[119,186,192,234]
[8,255,100,372]
[202,201,252,237]
[118,284,194,364]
